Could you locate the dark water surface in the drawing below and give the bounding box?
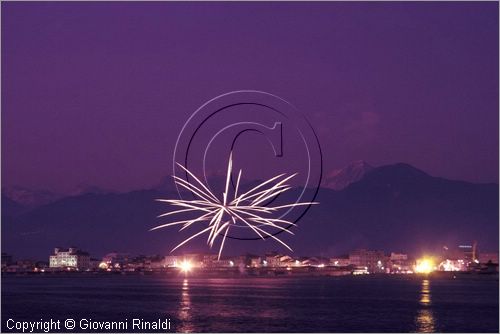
[2,274,498,332]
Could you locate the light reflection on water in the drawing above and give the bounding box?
[419,279,431,305]
[415,279,435,333]
[2,275,498,332]
[177,278,194,333]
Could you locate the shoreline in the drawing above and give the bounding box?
[2,270,498,280]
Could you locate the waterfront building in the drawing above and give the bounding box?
[458,244,476,262]
[390,253,407,261]
[389,253,412,273]
[3,264,22,273]
[438,259,466,271]
[442,243,477,263]
[210,257,234,268]
[349,249,386,273]
[202,254,218,267]
[101,252,131,269]
[89,258,101,270]
[352,266,369,275]
[16,259,36,272]
[330,257,350,267]
[278,255,295,267]
[249,255,262,268]
[145,255,166,271]
[34,261,49,270]
[1,257,36,273]
[164,253,204,269]
[126,256,148,271]
[183,253,204,267]
[300,257,320,267]
[49,247,90,270]
[264,253,282,267]
[164,255,180,267]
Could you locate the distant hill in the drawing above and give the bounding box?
[1,186,63,209]
[2,163,498,260]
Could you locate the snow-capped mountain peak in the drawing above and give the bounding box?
[324,160,373,190]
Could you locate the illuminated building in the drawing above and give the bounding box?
[439,242,480,271]
[164,255,180,267]
[389,253,412,274]
[278,255,296,267]
[213,258,234,267]
[352,266,369,275]
[49,247,90,270]
[201,254,218,267]
[349,249,386,273]
[201,254,234,268]
[264,252,284,267]
[438,259,465,271]
[167,254,203,269]
[442,242,476,261]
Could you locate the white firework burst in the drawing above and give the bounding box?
[152,152,317,259]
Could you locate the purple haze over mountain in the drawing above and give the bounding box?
[2,162,498,260]
[2,1,498,194]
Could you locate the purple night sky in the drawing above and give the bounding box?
[2,1,498,194]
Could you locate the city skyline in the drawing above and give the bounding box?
[2,234,498,263]
[3,241,498,283]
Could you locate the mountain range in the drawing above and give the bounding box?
[2,162,498,260]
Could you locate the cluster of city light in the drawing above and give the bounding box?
[152,152,317,259]
[414,257,436,274]
[439,259,463,271]
[178,260,193,273]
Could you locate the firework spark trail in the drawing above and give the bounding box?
[151,152,318,259]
